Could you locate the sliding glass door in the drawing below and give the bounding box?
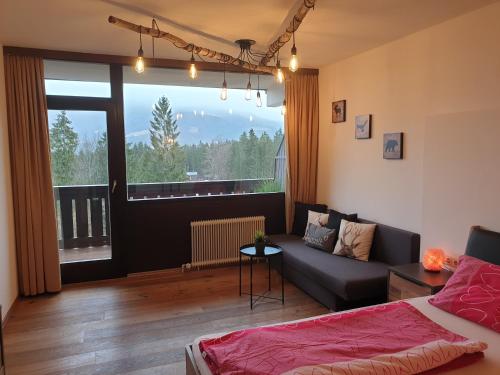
[45,61,126,283]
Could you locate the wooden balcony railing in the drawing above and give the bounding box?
[54,185,110,250]
[53,178,280,250]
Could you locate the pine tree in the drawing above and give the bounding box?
[49,111,79,186]
[149,96,187,182]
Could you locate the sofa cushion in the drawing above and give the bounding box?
[270,234,389,301]
[292,202,328,237]
[326,209,358,233]
[303,223,336,252]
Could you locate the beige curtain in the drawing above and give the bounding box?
[5,54,61,296]
[284,72,319,233]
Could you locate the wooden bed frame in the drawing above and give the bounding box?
[185,344,202,375]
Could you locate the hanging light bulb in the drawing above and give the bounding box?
[275,60,284,84]
[135,29,145,73]
[281,99,287,115]
[289,45,299,72]
[189,51,198,79]
[289,20,299,72]
[245,74,252,101]
[220,68,228,101]
[256,75,262,107]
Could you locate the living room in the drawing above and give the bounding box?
[0,1,499,374]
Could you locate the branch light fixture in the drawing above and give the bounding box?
[134,28,145,73]
[220,66,228,101]
[289,19,299,72]
[109,0,315,102]
[189,50,198,79]
[245,73,252,101]
[256,75,262,107]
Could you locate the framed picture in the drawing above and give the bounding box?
[383,133,403,159]
[332,100,346,123]
[355,114,371,139]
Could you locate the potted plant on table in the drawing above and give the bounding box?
[254,230,267,256]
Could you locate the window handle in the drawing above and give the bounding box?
[111,180,117,194]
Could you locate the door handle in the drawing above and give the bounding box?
[111,180,117,194]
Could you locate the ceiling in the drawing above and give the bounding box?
[0,0,497,68]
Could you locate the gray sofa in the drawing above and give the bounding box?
[270,219,420,311]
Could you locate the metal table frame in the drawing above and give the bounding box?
[239,244,284,309]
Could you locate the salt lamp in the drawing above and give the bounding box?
[423,248,445,272]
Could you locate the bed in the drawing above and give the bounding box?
[185,226,500,375]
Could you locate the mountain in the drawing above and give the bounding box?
[48,107,283,146]
[125,108,283,145]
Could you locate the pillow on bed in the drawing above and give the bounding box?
[429,255,500,333]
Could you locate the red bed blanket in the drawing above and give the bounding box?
[199,301,487,375]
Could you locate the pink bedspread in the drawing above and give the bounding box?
[199,301,487,375]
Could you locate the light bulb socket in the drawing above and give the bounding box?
[246,81,251,90]
[276,60,281,69]
[222,79,227,89]
[291,45,297,56]
[138,47,144,58]
[190,55,195,63]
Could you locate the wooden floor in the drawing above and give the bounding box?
[3,264,328,375]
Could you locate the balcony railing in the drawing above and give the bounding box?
[53,178,280,250]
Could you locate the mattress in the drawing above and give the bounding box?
[192,296,500,375]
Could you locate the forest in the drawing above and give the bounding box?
[49,96,284,192]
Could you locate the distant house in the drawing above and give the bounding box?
[186,171,198,181]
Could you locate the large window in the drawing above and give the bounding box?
[44,60,111,97]
[123,67,285,200]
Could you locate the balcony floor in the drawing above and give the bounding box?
[59,245,111,264]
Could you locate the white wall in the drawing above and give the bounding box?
[0,45,18,320]
[318,2,500,258]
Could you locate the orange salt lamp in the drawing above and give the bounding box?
[423,248,445,272]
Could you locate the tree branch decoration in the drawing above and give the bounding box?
[260,0,315,66]
[108,0,315,74]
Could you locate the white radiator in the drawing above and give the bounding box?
[189,216,265,268]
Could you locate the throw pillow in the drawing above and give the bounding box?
[303,223,337,252]
[307,210,329,227]
[326,209,358,233]
[291,202,328,237]
[333,219,376,261]
[429,255,500,333]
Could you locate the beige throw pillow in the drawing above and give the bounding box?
[333,219,376,261]
[307,210,329,228]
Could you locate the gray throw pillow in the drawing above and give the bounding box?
[303,223,337,252]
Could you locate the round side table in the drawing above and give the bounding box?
[239,244,284,309]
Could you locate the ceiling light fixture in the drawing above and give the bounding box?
[275,59,284,84]
[245,73,252,101]
[289,19,299,72]
[220,66,228,101]
[189,50,198,79]
[256,75,262,107]
[134,28,145,73]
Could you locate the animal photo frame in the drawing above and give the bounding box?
[332,100,346,123]
[383,132,403,159]
[355,114,371,139]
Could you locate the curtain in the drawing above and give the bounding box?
[4,54,61,295]
[284,72,319,233]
